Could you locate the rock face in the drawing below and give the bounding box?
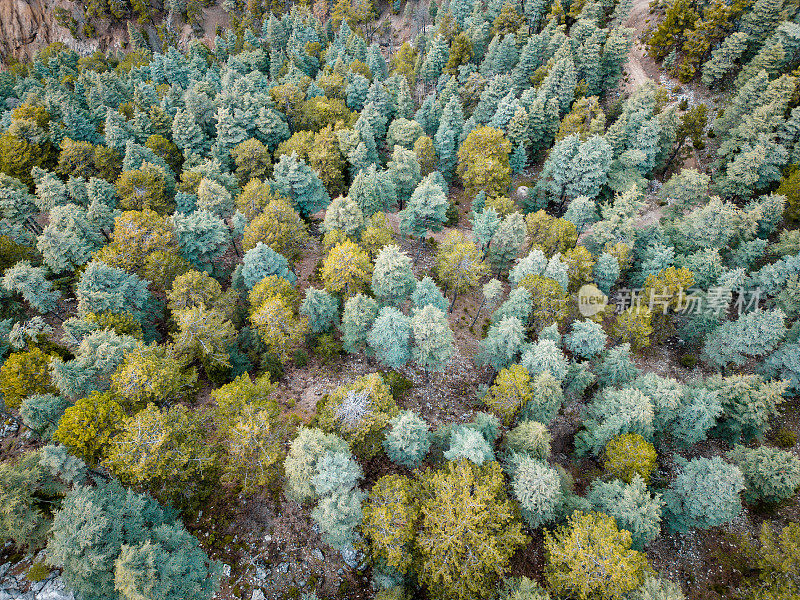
[0,0,54,61]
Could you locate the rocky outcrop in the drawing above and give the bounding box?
[0,0,54,62]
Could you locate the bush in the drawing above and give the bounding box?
[27,562,49,582]
[772,426,798,449]
[314,334,342,364]
[383,370,414,400]
[293,349,309,367]
[0,347,58,409]
[260,352,284,381]
[727,445,800,504]
[604,433,658,484]
[679,354,697,368]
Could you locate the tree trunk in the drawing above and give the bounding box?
[470,297,486,328]
[414,235,425,263]
[449,290,458,313]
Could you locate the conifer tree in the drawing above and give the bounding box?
[349,164,398,216]
[242,242,297,288]
[300,288,340,334]
[436,231,488,310]
[321,240,372,298]
[383,411,432,468]
[372,244,416,307]
[172,209,230,274]
[272,151,331,217]
[435,95,465,181]
[399,174,449,259]
[1,261,60,314]
[322,195,364,238]
[411,304,455,382]
[367,306,414,368]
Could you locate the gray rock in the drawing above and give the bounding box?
[251,590,265,600]
[516,186,529,201]
[312,548,324,561]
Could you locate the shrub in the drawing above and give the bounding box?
[772,426,798,449]
[0,347,58,409]
[727,445,800,504]
[604,433,658,483]
[293,349,309,367]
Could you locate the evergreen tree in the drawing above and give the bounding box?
[383,410,432,468]
[399,174,449,259]
[242,242,297,288]
[322,195,364,238]
[349,164,398,216]
[1,261,60,314]
[172,209,230,274]
[300,288,340,334]
[372,244,416,307]
[435,95,465,181]
[368,306,413,369]
[411,304,455,382]
[272,152,331,217]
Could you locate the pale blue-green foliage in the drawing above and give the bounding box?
[509,454,562,529]
[503,421,551,460]
[39,444,87,484]
[411,276,448,312]
[114,522,220,600]
[521,339,568,380]
[471,412,502,445]
[383,410,431,468]
[520,372,564,424]
[349,165,399,216]
[312,451,363,496]
[563,360,597,399]
[628,575,686,600]
[0,175,35,227]
[702,308,787,369]
[564,320,607,359]
[471,207,501,251]
[172,209,230,273]
[587,475,663,550]
[37,203,107,274]
[597,343,639,388]
[272,152,331,217]
[563,195,599,233]
[727,444,800,504]
[487,212,527,273]
[539,323,562,346]
[346,74,370,111]
[492,288,532,326]
[372,245,416,307]
[411,304,455,374]
[300,288,339,334]
[311,486,366,549]
[663,456,744,532]
[20,394,71,439]
[630,373,685,437]
[593,252,621,295]
[51,329,138,400]
[676,249,725,289]
[576,387,655,456]
[747,252,800,297]
[367,307,413,369]
[32,168,69,212]
[398,174,449,238]
[480,316,526,372]
[1,261,60,313]
[630,243,675,287]
[444,426,495,465]
[340,293,379,354]
[535,135,613,206]
[256,107,291,151]
[47,481,186,600]
[241,242,296,288]
[76,261,153,322]
[509,249,547,287]
[284,427,350,503]
[543,253,569,291]
[762,342,800,393]
[8,316,52,350]
[670,387,722,448]
[387,145,422,206]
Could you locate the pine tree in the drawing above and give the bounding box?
[511,455,563,529]
[387,145,422,208]
[435,95,465,181]
[663,456,744,532]
[242,242,297,288]
[272,151,331,217]
[321,240,372,298]
[399,174,449,259]
[457,126,512,199]
[411,304,455,382]
[1,261,60,314]
[372,244,416,307]
[383,411,432,468]
[322,195,365,238]
[586,475,663,550]
[300,288,340,334]
[368,306,413,369]
[172,209,230,274]
[487,212,526,274]
[436,231,488,311]
[349,164,398,216]
[701,32,749,88]
[565,319,607,359]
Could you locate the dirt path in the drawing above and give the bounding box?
[624,0,660,91]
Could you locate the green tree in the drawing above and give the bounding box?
[484,363,532,423]
[368,306,413,369]
[362,474,420,574]
[372,244,416,307]
[340,292,380,354]
[272,151,331,217]
[436,231,488,311]
[0,347,58,409]
[321,239,372,298]
[663,456,744,532]
[383,410,431,468]
[399,174,449,260]
[457,126,512,199]
[411,304,455,382]
[300,288,340,334]
[55,391,125,465]
[545,511,650,600]
[415,460,528,600]
[727,444,800,504]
